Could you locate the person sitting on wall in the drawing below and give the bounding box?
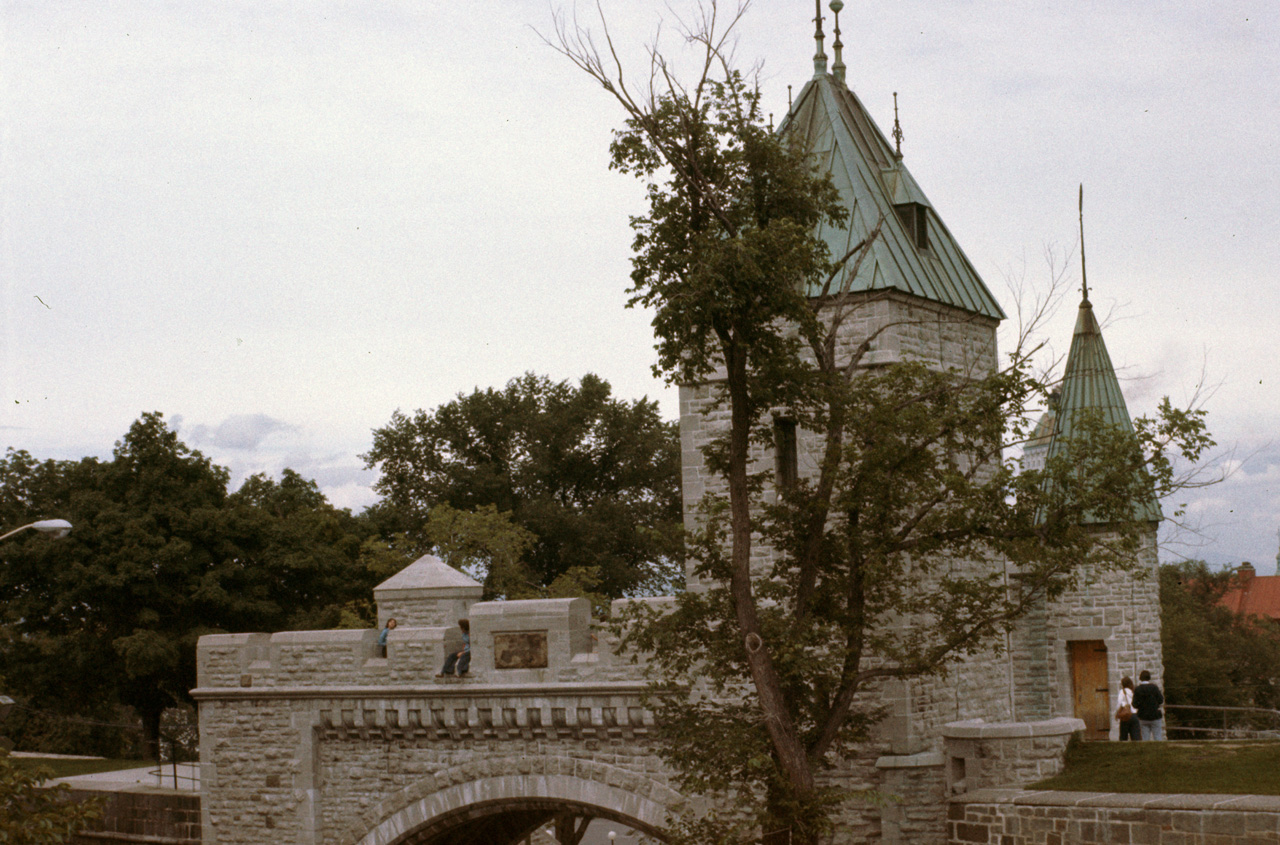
[1115,675,1140,741]
[377,617,396,658]
[437,619,470,677]
[1132,669,1165,741]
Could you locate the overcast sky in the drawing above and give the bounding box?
[3,1,1277,572]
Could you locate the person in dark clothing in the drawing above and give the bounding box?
[1132,669,1165,741]
[437,619,470,677]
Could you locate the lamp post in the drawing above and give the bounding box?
[0,519,73,542]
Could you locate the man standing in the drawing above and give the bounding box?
[1132,669,1165,741]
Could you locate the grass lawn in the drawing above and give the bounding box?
[1031,739,1280,795]
[9,756,152,780]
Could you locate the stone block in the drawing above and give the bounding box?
[470,598,592,681]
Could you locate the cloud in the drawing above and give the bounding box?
[172,413,378,512]
[187,414,296,451]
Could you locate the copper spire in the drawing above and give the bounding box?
[830,1,846,83]
[813,0,828,77]
[1079,184,1090,305]
[892,92,903,159]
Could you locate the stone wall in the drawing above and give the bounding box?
[70,788,201,844]
[949,790,1280,844]
[195,686,676,845]
[678,291,998,591]
[941,718,1082,797]
[1010,529,1163,737]
[198,598,637,691]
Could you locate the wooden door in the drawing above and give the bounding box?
[1069,640,1111,740]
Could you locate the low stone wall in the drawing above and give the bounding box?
[69,787,201,844]
[942,718,1082,795]
[949,789,1280,844]
[197,597,645,691]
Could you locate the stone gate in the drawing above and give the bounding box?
[195,557,688,845]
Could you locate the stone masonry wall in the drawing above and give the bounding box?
[1010,529,1162,735]
[196,687,675,845]
[678,291,998,590]
[317,734,673,845]
[941,718,1082,796]
[70,788,201,845]
[949,790,1280,844]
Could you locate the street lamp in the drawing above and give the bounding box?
[0,519,73,543]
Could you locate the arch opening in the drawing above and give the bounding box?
[350,769,677,845]
[390,799,663,845]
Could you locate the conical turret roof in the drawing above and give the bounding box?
[1043,296,1162,524]
[778,73,1005,320]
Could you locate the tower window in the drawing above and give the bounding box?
[774,416,798,492]
[894,202,930,251]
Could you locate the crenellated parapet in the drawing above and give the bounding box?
[196,589,673,694]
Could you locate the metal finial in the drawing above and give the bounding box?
[1079,184,1090,304]
[769,113,774,131]
[891,92,903,159]
[788,84,793,110]
[830,1,846,83]
[813,0,828,77]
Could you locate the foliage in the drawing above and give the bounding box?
[0,413,392,757]
[0,751,101,843]
[1160,561,1280,719]
[550,3,1213,841]
[364,372,682,598]
[425,503,538,597]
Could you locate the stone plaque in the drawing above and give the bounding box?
[492,631,549,669]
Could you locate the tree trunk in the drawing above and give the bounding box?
[140,704,162,763]
[722,346,815,805]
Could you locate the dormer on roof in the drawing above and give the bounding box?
[777,2,1005,320]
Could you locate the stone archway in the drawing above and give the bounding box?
[384,799,655,845]
[343,757,682,845]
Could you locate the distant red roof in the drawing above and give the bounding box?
[1219,566,1280,620]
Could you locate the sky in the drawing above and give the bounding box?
[2,1,1278,573]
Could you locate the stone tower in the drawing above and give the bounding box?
[1011,291,1163,739]
[678,5,1006,591]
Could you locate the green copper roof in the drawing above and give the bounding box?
[1044,297,1162,524]
[778,73,1005,320]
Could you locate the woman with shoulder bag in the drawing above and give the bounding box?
[1115,676,1139,741]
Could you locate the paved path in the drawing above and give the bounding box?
[50,762,199,792]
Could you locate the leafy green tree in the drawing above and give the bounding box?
[1160,561,1280,723]
[425,503,538,598]
[551,5,1213,841]
[0,752,101,843]
[225,468,387,630]
[0,413,388,758]
[364,372,682,598]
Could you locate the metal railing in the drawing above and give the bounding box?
[1164,704,1280,739]
[146,732,200,790]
